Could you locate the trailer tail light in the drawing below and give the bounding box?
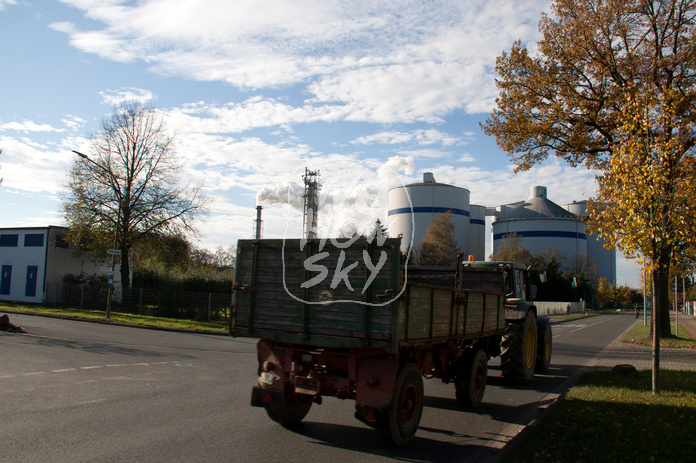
[365,409,377,423]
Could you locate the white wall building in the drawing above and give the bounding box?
[0,226,118,304]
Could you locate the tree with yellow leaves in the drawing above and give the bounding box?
[586,88,696,392]
[482,0,696,394]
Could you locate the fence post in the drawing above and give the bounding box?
[208,293,212,321]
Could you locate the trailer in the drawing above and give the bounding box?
[230,237,550,446]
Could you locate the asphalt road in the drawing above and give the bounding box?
[1,312,637,462]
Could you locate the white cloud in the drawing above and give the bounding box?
[53,0,549,122]
[0,0,17,11]
[351,129,468,146]
[0,136,72,194]
[430,159,599,208]
[62,115,87,130]
[163,98,347,135]
[100,87,155,106]
[0,121,64,133]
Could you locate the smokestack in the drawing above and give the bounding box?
[254,205,263,239]
[303,168,320,239]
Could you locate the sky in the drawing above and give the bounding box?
[0,0,641,287]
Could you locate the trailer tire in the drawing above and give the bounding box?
[535,317,552,373]
[265,383,313,426]
[501,310,537,383]
[455,349,487,408]
[378,363,424,447]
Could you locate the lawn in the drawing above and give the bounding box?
[501,369,696,463]
[622,321,696,349]
[0,302,229,335]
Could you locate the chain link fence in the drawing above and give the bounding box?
[49,282,232,322]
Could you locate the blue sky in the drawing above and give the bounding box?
[0,0,641,287]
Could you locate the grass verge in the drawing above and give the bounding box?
[501,369,696,463]
[0,302,228,335]
[622,321,696,349]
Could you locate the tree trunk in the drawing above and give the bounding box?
[654,253,672,339]
[651,275,660,395]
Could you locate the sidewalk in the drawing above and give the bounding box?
[589,315,696,371]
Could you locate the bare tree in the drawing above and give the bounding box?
[63,102,210,301]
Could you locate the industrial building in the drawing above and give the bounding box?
[0,226,117,304]
[387,175,616,283]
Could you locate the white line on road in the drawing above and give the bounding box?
[2,361,185,381]
[569,318,611,333]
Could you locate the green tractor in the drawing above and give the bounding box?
[462,260,552,383]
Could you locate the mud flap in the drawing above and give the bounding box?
[251,386,285,409]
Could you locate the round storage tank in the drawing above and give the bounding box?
[468,204,486,260]
[387,173,470,254]
[562,200,616,283]
[492,186,587,260]
[493,217,587,259]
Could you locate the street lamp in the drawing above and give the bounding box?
[72,150,120,319]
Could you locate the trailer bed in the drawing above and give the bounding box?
[231,238,505,353]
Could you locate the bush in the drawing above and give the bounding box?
[62,273,108,309]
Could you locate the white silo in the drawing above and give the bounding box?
[468,204,486,260]
[492,186,587,261]
[562,200,617,283]
[388,173,471,254]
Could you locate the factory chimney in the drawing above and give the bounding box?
[254,205,263,239]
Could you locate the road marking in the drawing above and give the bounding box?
[1,361,182,380]
[569,318,611,333]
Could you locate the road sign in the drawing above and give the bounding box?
[107,249,121,256]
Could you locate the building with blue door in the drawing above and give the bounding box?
[0,226,115,304]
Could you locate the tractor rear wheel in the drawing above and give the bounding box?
[501,310,537,383]
[535,317,552,373]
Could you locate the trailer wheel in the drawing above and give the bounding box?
[455,349,488,408]
[265,383,313,426]
[535,317,552,373]
[501,310,537,383]
[378,363,424,447]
